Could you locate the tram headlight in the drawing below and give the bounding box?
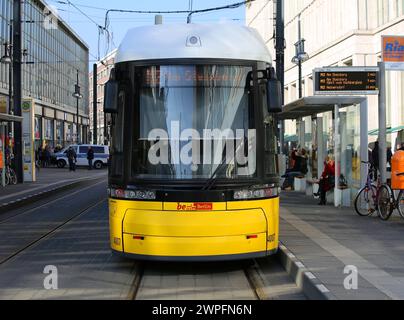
[233,185,279,200]
[108,188,156,200]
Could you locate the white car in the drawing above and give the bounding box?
[55,145,109,169]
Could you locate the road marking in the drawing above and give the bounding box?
[281,208,404,300]
[295,262,305,268]
[305,272,316,279]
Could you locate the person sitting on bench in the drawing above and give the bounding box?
[315,156,335,205]
[282,149,308,190]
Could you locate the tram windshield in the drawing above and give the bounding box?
[133,64,257,180]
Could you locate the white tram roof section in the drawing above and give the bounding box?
[115,23,272,64]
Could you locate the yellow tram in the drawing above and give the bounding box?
[104,23,282,261]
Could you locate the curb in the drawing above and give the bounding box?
[277,243,337,300]
[0,178,103,213]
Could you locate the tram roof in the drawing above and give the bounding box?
[115,23,272,64]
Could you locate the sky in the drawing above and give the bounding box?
[44,0,247,63]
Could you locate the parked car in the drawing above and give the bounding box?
[55,145,109,169]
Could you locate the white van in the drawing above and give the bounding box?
[55,145,109,169]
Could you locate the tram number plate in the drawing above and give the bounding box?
[177,203,213,211]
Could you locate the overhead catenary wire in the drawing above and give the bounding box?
[51,0,255,61]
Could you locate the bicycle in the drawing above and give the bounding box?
[0,165,17,186]
[377,172,404,221]
[354,161,380,217]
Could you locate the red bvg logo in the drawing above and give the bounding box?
[177,203,213,211]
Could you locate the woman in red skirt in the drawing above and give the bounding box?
[315,157,335,205]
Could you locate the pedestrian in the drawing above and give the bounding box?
[281,148,308,190]
[387,147,393,166]
[315,156,335,206]
[35,146,41,171]
[87,146,94,170]
[44,145,51,168]
[66,147,77,172]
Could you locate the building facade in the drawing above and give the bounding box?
[89,49,116,145]
[0,0,89,149]
[247,0,404,191]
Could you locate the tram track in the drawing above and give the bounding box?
[0,197,107,266]
[243,261,268,300]
[129,257,294,300]
[0,178,107,224]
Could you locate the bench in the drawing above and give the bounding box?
[306,179,319,196]
[334,187,351,207]
[293,176,307,192]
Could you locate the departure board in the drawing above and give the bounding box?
[313,68,379,95]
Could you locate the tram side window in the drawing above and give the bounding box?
[110,91,125,176]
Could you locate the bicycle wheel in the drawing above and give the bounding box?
[377,185,394,221]
[396,190,404,219]
[8,169,17,185]
[354,186,377,216]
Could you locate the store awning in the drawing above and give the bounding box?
[0,113,23,123]
[369,126,404,136]
[277,96,367,120]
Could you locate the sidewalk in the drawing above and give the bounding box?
[0,168,107,207]
[280,191,404,300]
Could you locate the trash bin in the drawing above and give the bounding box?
[391,150,404,190]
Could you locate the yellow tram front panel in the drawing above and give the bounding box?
[109,198,279,259]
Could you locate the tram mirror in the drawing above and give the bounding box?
[104,80,119,114]
[267,79,282,113]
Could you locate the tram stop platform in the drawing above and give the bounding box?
[280,191,404,300]
[0,168,107,211]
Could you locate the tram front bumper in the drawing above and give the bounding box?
[109,198,279,260]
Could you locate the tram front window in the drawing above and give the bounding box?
[133,65,257,181]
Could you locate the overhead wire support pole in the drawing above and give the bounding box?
[378,62,387,184]
[275,0,285,153]
[93,63,97,144]
[13,0,23,183]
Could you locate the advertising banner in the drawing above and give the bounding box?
[22,99,36,182]
[382,36,404,70]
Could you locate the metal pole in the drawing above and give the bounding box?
[334,104,340,207]
[1,124,5,187]
[8,23,13,114]
[378,62,387,184]
[317,117,324,180]
[76,70,79,144]
[93,63,97,144]
[12,0,23,183]
[275,0,285,152]
[360,99,368,189]
[297,14,303,99]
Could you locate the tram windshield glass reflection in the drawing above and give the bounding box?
[133,65,257,180]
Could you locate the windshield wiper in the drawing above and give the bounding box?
[201,158,230,191]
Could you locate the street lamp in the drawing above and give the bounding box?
[72,71,83,144]
[0,43,12,65]
[291,14,309,99]
[291,14,309,149]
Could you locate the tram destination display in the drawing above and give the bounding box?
[313,67,379,95]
